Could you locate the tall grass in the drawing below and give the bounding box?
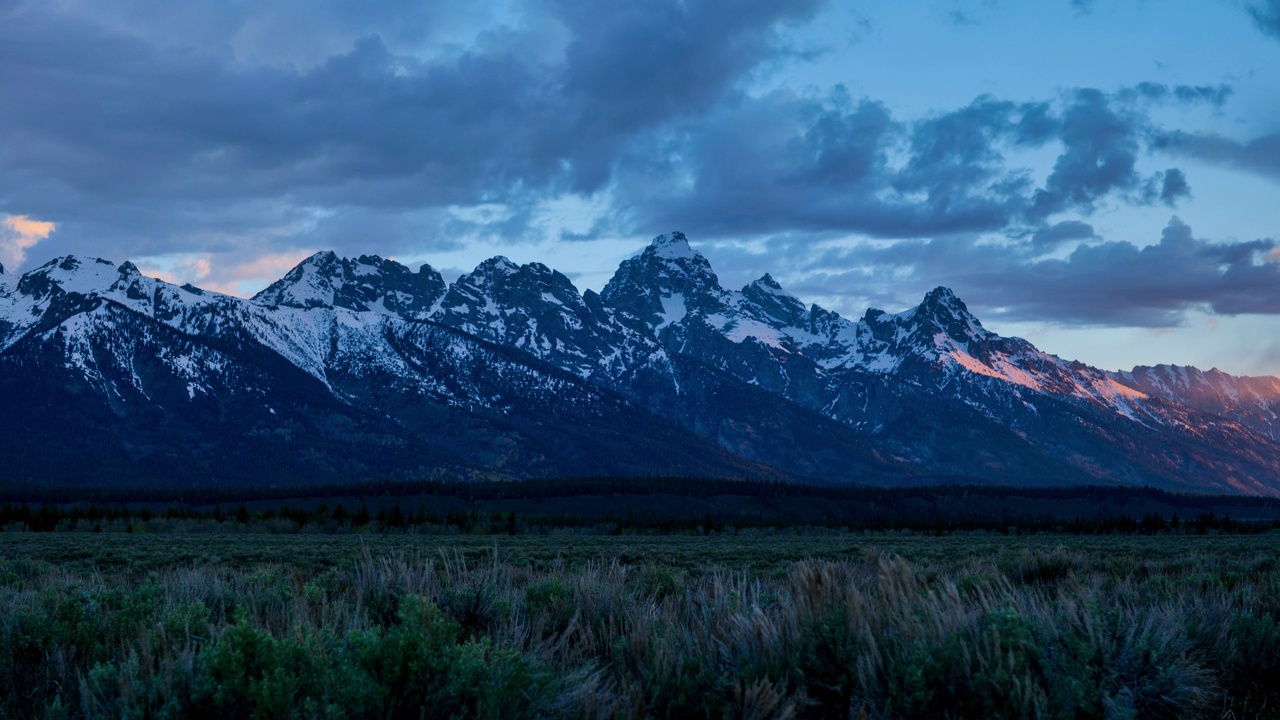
[1,539,1279,718]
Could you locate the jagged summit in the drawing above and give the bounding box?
[474,256,520,274]
[916,286,974,317]
[647,231,699,260]
[14,256,124,300]
[860,286,986,344]
[444,256,582,311]
[633,231,713,272]
[740,273,809,329]
[601,232,727,331]
[254,251,445,317]
[922,285,961,306]
[905,286,988,342]
[746,273,783,291]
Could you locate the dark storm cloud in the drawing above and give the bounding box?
[0,0,821,261]
[1028,90,1144,219]
[1152,131,1280,182]
[777,218,1280,327]
[616,90,1020,239]
[552,0,825,191]
[1248,0,1280,40]
[1159,168,1191,205]
[0,30,558,258]
[619,86,1195,241]
[985,219,1280,325]
[1030,220,1097,247]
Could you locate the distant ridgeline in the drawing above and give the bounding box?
[2,233,1280,494]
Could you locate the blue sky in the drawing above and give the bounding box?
[1,0,1278,374]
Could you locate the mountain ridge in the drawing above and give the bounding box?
[2,233,1278,494]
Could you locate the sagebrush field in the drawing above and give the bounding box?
[3,532,1280,718]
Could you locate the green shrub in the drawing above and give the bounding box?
[9,534,1280,718]
[638,565,686,601]
[1221,611,1280,718]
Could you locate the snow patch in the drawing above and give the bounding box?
[656,293,687,332]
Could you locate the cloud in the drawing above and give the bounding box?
[1152,131,1280,182]
[781,218,1280,327]
[615,85,1200,242]
[552,0,825,191]
[1031,220,1097,247]
[0,0,1262,340]
[0,214,56,269]
[1118,82,1234,108]
[1158,168,1190,205]
[992,218,1280,325]
[31,0,523,69]
[0,0,821,262]
[1028,90,1144,219]
[1248,0,1280,40]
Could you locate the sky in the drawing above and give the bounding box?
[1,0,1279,375]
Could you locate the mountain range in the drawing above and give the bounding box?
[2,232,1279,494]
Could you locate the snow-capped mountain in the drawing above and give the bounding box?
[1114,365,1280,441]
[253,251,446,318]
[0,255,784,487]
[3,233,1280,494]
[428,256,672,384]
[602,233,1280,493]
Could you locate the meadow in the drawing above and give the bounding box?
[2,531,1280,719]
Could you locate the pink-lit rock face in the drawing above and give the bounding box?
[1115,365,1280,442]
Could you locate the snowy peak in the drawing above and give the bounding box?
[467,256,522,284]
[639,232,717,281]
[15,256,124,301]
[601,231,728,331]
[740,274,808,329]
[443,257,526,309]
[649,230,699,260]
[433,256,659,379]
[253,251,445,318]
[909,287,988,344]
[747,273,783,291]
[858,287,989,358]
[440,257,586,318]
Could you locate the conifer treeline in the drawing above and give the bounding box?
[0,498,1268,535]
[5,475,1280,508]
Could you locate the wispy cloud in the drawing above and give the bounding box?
[1249,0,1280,40]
